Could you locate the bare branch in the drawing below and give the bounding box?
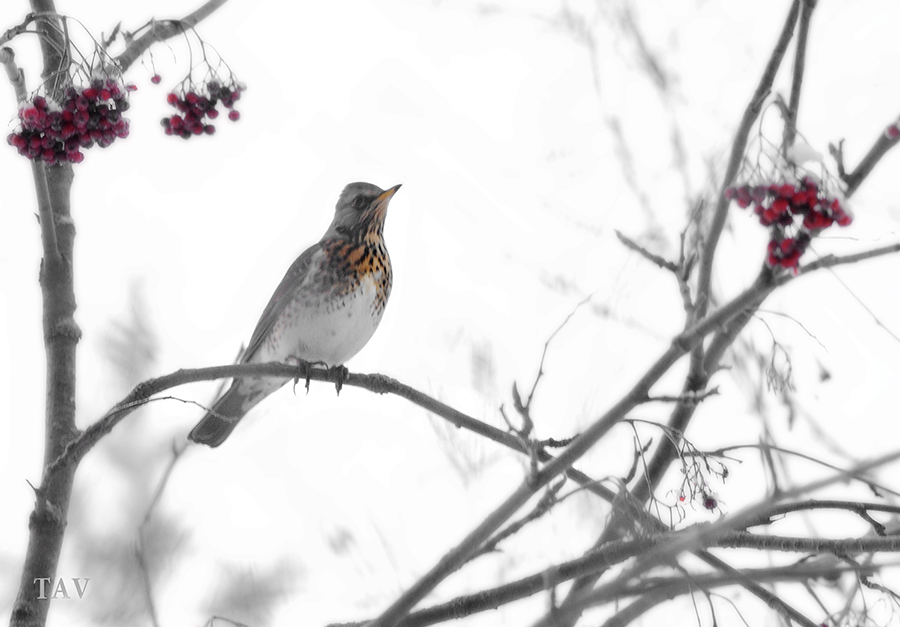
[744,499,900,533]
[695,0,800,317]
[616,230,678,272]
[790,242,900,278]
[135,440,188,627]
[534,449,900,627]
[645,387,719,405]
[782,0,817,150]
[365,273,782,626]
[841,124,900,196]
[712,442,900,499]
[114,0,232,72]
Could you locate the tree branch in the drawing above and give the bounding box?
[9,4,81,626]
[114,0,232,72]
[841,124,900,196]
[695,0,800,317]
[782,0,816,151]
[364,270,783,626]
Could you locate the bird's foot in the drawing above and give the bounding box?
[329,364,349,396]
[287,357,319,395]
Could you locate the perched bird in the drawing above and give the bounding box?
[189,182,401,447]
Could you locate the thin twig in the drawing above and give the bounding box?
[524,292,597,412]
[645,388,719,404]
[135,440,186,627]
[790,242,900,277]
[711,442,900,499]
[615,230,678,272]
[115,0,232,71]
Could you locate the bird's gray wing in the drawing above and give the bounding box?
[240,242,322,363]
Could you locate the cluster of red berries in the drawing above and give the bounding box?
[160,81,243,139]
[725,176,852,270]
[6,79,134,165]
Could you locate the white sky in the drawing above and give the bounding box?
[2,1,900,625]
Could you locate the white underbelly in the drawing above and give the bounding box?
[254,275,383,367]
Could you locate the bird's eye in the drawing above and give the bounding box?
[353,195,369,210]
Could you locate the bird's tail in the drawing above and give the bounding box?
[188,383,251,447]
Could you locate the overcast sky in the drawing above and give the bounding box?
[2,1,900,625]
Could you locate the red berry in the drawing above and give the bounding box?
[780,249,802,269]
[228,110,240,121]
[886,125,900,140]
[771,197,789,215]
[125,84,137,92]
[207,108,219,119]
[99,89,112,101]
[803,210,832,230]
[82,87,99,100]
[114,120,130,138]
[791,191,810,208]
[776,183,795,198]
[33,96,48,110]
[204,124,216,134]
[724,187,736,201]
[151,75,162,85]
[68,151,84,163]
[166,93,178,105]
[186,92,199,104]
[750,186,767,203]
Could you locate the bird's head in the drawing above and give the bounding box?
[325,182,401,241]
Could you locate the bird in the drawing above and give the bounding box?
[188,182,401,447]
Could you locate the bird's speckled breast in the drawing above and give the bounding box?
[257,237,392,366]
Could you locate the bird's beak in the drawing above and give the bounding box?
[376,184,402,204]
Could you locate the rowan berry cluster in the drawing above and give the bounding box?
[160,81,244,139]
[6,79,134,165]
[725,176,852,270]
